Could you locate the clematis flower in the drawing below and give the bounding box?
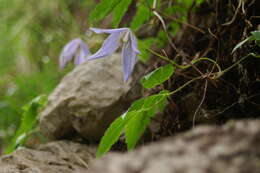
[59,38,91,68]
[88,28,140,82]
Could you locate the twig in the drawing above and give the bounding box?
[222,0,245,26]
[158,11,205,34]
[214,53,260,79]
[169,76,203,96]
[192,79,208,127]
[212,92,260,116]
[150,5,205,76]
[208,28,218,40]
[147,48,222,74]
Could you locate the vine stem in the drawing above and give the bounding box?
[148,48,259,80]
[147,48,222,73]
[213,53,260,79]
[168,76,203,96]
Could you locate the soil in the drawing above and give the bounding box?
[139,0,260,145]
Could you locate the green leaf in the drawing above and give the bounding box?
[5,95,47,154]
[251,30,260,41]
[96,111,135,158]
[96,116,125,158]
[141,64,174,89]
[89,0,121,24]
[97,90,169,157]
[128,90,169,112]
[125,111,151,150]
[125,90,169,150]
[112,0,133,27]
[130,0,152,31]
[138,38,157,62]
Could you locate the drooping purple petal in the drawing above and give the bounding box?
[59,38,90,68]
[74,49,86,65]
[74,40,91,65]
[129,31,140,54]
[88,32,121,60]
[59,38,81,68]
[122,40,138,82]
[90,27,128,34]
[80,40,91,55]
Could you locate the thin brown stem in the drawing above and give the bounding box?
[158,11,205,34]
[193,79,208,128]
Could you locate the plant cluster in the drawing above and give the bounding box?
[59,0,260,157]
[3,0,259,157]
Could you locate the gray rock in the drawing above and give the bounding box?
[0,141,96,173]
[39,54,142,141]
[88,119,260,173]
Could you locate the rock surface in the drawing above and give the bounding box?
[0,141,96,173]
[88,119,260,173]
[1,119,259,173]
[39,54,142,141]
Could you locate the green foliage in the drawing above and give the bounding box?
[96,111,134,158]
[251,30,260,40]
[0,0,91,150]
[94,0,203,157]
[125,111,151,150]
[5,95,47,154]
[141,64,174,89]
[96,90,169,157]
[138,38,157,62]
[112,0,133,27]
[89,0,122,24]
[130,0,153,31]
[0,0,212,157]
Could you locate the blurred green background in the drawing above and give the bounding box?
[0,0,199,151]
[0,0,96,147]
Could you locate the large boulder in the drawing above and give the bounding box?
[0,141,95,173]
[39,54,142,141]
[88,119,260,173]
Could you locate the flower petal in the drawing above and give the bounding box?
[90,27,128,34]
[129,31,140,54]
[74,49,86,65]
[88,32,121,60]
[122,40,138,82]
[59,38,81,68]
[80,40,91,56]
[74,40,91,65]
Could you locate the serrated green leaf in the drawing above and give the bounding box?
[251,30,260,41]
[125,111,151,150]
[89,0,121,24]
[128,90,169,112]
[125,90,169,150]
[141,64,174,89]
[96,116,126,157]
[5,95,47,154]
[112,0,133,27]
[96,111,139,157]
[97,91,169,157]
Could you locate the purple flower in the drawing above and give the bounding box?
[88,28,140,82]
[59,38,91,68]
